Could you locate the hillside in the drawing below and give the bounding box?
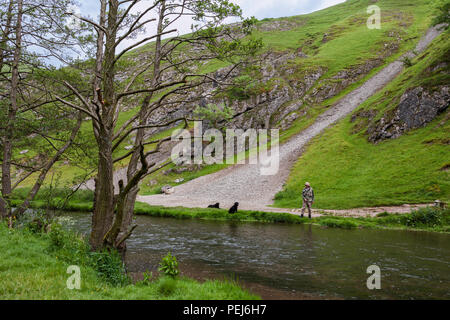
[137,23,446,211]
[274,29,449,209]
[131,0,440,196]
[11,0,448,211]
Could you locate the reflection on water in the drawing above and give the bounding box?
[62,212,450,300]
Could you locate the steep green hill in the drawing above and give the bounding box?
[135,0,440,195]
[274,29,449,209]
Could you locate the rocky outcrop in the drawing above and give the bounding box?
[118,20,404,139]
[257,18,305,32]
[368,86,449,142]
[151,51,393,133]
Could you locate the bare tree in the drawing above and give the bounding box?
[58,0,261,251]
[0,0,87,223]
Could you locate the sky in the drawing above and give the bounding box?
[77,0,346,20]
[233,0,346,19]
[63,0,346,62]
[76,0,346,36]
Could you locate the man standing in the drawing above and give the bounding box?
[301,182,314,219]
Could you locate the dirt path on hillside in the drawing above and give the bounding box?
[133,26,442,216]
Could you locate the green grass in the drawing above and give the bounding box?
[253,0,432,68]
[316,207,450,233]
[274,29,450,210]
[0,223,259,300]
[274,111,449,209]
[318,218,360,229]
[274,112,449,209]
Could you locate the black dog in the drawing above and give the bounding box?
[228,202,239,214]
[208,203,220,209]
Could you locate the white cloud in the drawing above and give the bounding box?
[77,0,346,29]
[232,0,346,19]
[73,0,346,56]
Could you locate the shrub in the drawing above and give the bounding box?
[136,271,153,286]
[89,250,129,286]
[401,56,414,67]
[401,207,444,227]
[193,103,233,127]
[49,223,66,248]
[16,209,53,233]
[158,252,180,278]
[227,75,253,100]
[48,223,91,266]
[48,222,129,286]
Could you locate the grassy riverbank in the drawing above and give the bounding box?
[0,223,258,300]
[134,204,450,233]
[316,207,450,233]
[10,187,450,233]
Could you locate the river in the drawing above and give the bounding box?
[61,212,450,300]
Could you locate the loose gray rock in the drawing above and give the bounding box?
[161,185,175,195]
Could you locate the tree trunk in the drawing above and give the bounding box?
[90,132,116,250]
[1,133,13,219]
[119,1,165,238]
[0,0,14,219]
[119,102,148,245]
[89,0,120,250]
[1,0,23,221]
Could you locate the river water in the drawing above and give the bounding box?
[61,212,450,299]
